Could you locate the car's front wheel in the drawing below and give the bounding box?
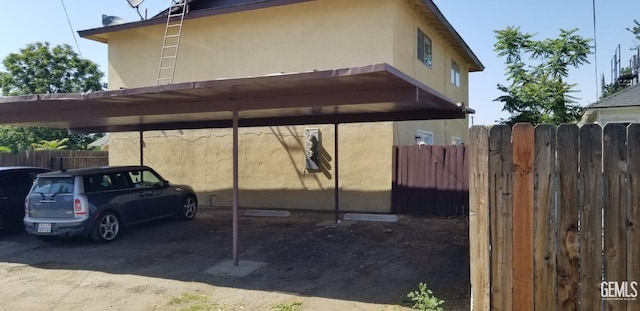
[179,195,197,220]
[91,212,120,243]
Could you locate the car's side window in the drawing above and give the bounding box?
[84,174,114,192]
[128,170,162,188]
[109,172,131,190]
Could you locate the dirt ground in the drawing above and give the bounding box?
[0,208,470,311]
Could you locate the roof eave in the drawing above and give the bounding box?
[78,0,312,43]
[419,0,484,72]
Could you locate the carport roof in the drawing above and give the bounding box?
[0,63,470,133]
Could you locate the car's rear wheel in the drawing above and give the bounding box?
[180,195,197,220]
[91,212,120,243]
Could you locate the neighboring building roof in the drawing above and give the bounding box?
[78,0,484,72]
[586,83,640,109]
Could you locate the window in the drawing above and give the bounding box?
[129,170,163,188]
[451,136,462,145]
[416,130,434,145]
[417,29,432,68]
[451,60,461,87]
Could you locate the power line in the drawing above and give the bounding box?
[592,0,598,100]
[60,0,83,58]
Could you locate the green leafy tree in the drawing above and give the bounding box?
[494,27,592,125]
[0,42,103,95]
[0,42,105,152]
[627,19,640,43]
[31,138,69,150]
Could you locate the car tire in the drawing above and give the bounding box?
[36,235,57,242]
[179,195,197,220]
[91,212,120,243]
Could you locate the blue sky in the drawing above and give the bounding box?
[1,0,639,125]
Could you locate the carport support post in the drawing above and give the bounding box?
[232,109,239,267]
[139,130,144,166]
[334,123,339,223]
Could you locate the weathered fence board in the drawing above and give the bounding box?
[512,123,535,311]
[533,124,556,311]
[579,124,604,310]
[489,125,513,311]
[629,124,640,311]
[469,126,490,311]
[470,123,640,311]
[0,150,108,169]
[391,144,469,216]
[556,124,580,310]
[603,124,628,311]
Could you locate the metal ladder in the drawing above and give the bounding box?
[156,0,187,85]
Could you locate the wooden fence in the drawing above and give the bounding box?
[0,150,108,170]
[469,123,639,311]
[392,144,468,216]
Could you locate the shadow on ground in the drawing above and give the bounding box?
[0,208,470,310]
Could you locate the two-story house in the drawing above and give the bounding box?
[78,0,484,213]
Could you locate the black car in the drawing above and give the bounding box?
[24,166,197,242]
[0,167,50,232]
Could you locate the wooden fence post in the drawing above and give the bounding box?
[469,126,490,311]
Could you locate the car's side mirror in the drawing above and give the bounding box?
[163,180,170,187]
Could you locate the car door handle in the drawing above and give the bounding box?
[0,197,7,200]
[138,192,149,197]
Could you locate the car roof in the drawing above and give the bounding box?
[37,166,153,177]
[0,166,50,172]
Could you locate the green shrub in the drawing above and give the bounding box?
[406,283,444,311]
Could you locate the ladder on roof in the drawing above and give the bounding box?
[156,0,187,85]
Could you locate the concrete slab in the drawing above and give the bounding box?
[202,260,267,277]
[243,209,290,218]
[315,220,356,227]
[343,213,398,223]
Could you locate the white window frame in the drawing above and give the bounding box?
[417,28,432,68]
[416,130,434,145]
[451,59,461,87]
[451,136,462,145]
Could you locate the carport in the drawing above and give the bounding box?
[0,63,471,266]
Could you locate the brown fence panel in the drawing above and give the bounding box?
[469,126,490,311]
[603,124,628,311]
[556,124,580,310]
[579,124,604,310]
[533,124,557,310]
[629,124,640,311]
[627,124,640,311]
[0,150,108,169]
[488,125,512,311]
[470,123,640,311]
[391,144,469,216]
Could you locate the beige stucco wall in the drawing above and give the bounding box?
[110,123,393,212]
[105,0,474,213]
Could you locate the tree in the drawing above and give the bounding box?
[0,42,105,152]
[0,42,104,96]
[31,138,69,150]
[493,27,592,125]
[627,20,640,44]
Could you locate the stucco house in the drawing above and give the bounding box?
[579,83,640,125]
[77,0,483,213]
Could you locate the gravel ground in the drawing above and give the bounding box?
[0,207,470,311]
